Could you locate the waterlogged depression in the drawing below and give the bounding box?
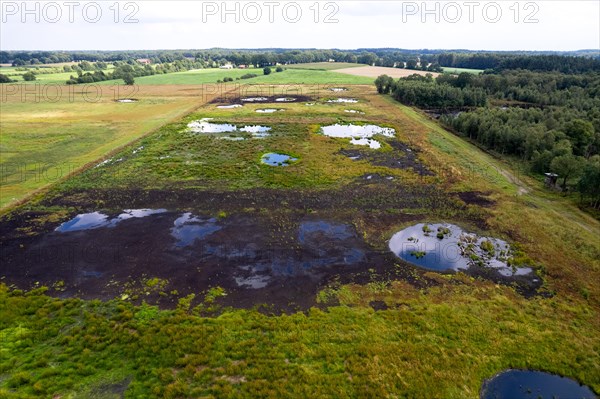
[2,211,393,311]
[320,123,396,149]
[187,119,271,138]
[56,209,167,232]
[389,223,534,277]
[261,153,298,166]
[480,369,597,399]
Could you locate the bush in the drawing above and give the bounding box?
[22,71,36,81]
[0,73,13,83]
[123,73,135,85]
[240,73,258,79]
[263,67,272,75]
[276,66,284,72]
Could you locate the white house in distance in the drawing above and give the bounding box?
[219,64,233,69]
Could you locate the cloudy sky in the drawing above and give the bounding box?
[1,0,599,51]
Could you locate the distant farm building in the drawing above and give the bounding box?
[137,58,152,65]
[220,64,233,69]
[238,65,248,69]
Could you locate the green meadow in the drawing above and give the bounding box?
[0,74,598,398]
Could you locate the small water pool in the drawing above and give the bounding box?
[261,153,298,166]
[480,369,597,399]
[327,98,358,103]
[216,104,242,109]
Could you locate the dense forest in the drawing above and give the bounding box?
[377,69,600,209]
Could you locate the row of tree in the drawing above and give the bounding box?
[376,68,600,208]
[3,50,599,73]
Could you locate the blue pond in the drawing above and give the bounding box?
[261,153,297,166]
[389,223,532,277]
[480,369,597,399]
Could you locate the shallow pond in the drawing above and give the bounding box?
[241,97,268,102]
[116,98,137,103]
[171,213,222,247]
[188,119,236,133]
[188,119,270,137]
[389,223,533,277]
[350,138,381,149]
[275,97,296,102]
[330,88,348,92]
[261,153,297,166]
[321,124,395,139]
[344,109,364,114]
[327,98,358,103]
[216,104,243,109]
[56,209,167,232]
[480,369,597,399]
[320,123,395,149]
[256,109,283,113]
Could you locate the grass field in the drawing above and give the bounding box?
[0,85,210,210]
[441,67,485,74]
[109,68,374,85]
[0,84,598,398]
[334,66,440,79]
[2,67,374,86]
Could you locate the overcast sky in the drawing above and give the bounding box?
[1,1,599,51]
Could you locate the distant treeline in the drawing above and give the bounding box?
[376,70,600,208]
[2,49,599,73]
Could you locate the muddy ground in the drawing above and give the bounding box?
[0,178,543,312]
[340,140,434,176]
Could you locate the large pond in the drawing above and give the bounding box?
[320,124,396,149]
[480,369,597,399]
[389,223,533,277]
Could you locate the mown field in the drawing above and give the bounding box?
[0,82,598,398]
[0,85,210,209]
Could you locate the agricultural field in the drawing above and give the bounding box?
[1,82,598,398]
[335,66,441,79]
[0,84,211,209]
